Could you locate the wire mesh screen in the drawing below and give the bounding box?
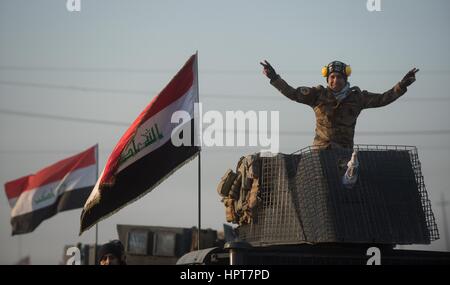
[237,145,439,246]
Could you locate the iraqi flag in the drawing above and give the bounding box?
[80,54,200,234]
[4,145,98,235]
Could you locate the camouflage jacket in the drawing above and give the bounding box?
[271,77,408,149]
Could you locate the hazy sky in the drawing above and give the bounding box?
[1,0,450,264]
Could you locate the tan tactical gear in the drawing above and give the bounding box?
[271,77,407,149]
[217,169,238,197]
[218,153,262,225]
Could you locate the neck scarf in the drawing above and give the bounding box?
[332,82,351,102]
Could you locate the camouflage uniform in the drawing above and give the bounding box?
[271,77,408,149]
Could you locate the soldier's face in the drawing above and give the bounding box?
[328,72,346,92]
[100,254,120,265]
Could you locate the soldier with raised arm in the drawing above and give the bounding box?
[260,60,418,150]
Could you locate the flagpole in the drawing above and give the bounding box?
[196,51,201,250]
[94,144,99,264]
[94,224,98,263]
[18,235,22,261]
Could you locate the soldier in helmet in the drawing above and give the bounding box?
[98,240,127,265]
[260,60,418,150]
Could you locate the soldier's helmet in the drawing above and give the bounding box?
[98,240,126,265]
[322,61,352,81]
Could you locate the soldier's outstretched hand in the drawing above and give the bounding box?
[260,60,278,80]
[400,67,419,88]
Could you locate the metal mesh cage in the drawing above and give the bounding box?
[237,145,439,246]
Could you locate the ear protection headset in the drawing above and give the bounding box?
[322,61,352,78]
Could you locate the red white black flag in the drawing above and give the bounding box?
[80,54,200,234]
[4,145,98,235]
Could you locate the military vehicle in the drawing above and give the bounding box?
[178,145,450,265]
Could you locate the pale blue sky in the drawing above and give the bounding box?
[1,0,449,264]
